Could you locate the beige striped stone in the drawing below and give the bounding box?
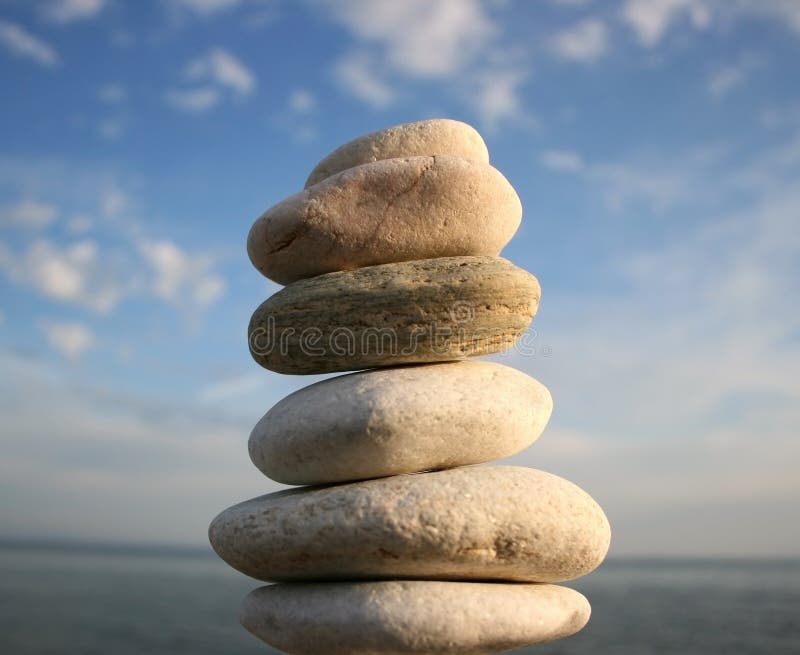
[247,256,540,375]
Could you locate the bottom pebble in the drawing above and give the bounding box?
[240,580,590,655]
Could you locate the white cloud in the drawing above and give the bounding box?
[0,200,58,229]
[0,350,286,545]
[473,68,528,130]
[110,30,134,48]
[98,118,125,141]
[621,0,710,47]
[167,48,255,113]
[138,240,225,308]
[199,373,265,403]
[325,0,496,78]
[102,188,128,217]
[42,321,94,359]
[731,0,800,36]
[544,144,725,212]
[322,0,528,128]
[708,53,763,99]
[334,51,395,108]
[98,83,126,104]
[67,215,92,234]
[760,102,800,130]
[0,20,59,68]
[288,88,316,113]
[499,136,800,556]
[43,0,105,23]
[591,160,693,212]
[187,48,255,97]
[549,18,609,62]
[165,87,220,113]
[540,149,586,173]
[174,0,244,15]
[0,239,126,313]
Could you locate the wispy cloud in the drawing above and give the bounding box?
[540,149,585,173]
[322,0,532,129]
[512,134,800,556]
[165,87,220,113]
[138,240,225,309]
[621,0,711,47]
[42,0,106,24]
[0,200,59,230]
[41,320,94,359]
[708,53,763,98]
[325,0,496,78]
[334,51,394,108]
[166,48,255,113]
[0,350,279,544]
[0,239,129,314]
[186,48,255,97]
[198,372,265,403]
[174,0,245,16]
[288,88,316,114]
[98,117,125,141]
[731,0,800,37]
[472,68,529,131]
[0,20,59,68]
[0,160,227,314]
[98,83,126,104]
[539,144,727,213]
[548,18,609,63]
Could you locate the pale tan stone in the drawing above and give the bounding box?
[247,256,540,375]
[208,466,611,583]
[248,156,521,284]
[249,361,552,485]
[240,581,590,655]
[304,118,489,188]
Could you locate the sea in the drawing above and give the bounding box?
[0,542,797,655]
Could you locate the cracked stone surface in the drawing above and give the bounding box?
[208,466,611,583]
[304,118,489,188]
[247,155,522,285]
[240,581,590,655]
[249,361,553,485]
[247,256,540,375]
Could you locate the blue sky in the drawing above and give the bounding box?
[1,0,799,556]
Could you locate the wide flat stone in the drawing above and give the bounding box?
[209,466,611,583]
[240,581,590,655]
[248,155,521,284]
[247,256,540,375]
[304,118,489,188]
[249,361,553,485]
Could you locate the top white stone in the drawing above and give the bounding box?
[304,118,489,188]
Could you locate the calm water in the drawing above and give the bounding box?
[0,543,797,654]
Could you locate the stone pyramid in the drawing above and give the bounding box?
[210,118,610,655]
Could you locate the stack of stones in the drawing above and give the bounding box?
[209,119,611,655]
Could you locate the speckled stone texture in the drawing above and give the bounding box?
[248,155,521,284]
[304,118,489,188]
[208,466,610,584]
[249,361,553,485]
[240,581,590,655]
[247,256,540,375]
